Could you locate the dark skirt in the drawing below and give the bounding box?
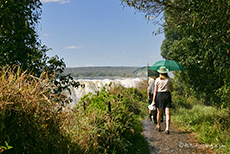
[148,93,153,104]
[155,92,172,109]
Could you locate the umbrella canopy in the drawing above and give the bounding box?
[133,66,159,77]
[149,60,184,71]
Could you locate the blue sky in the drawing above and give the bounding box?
[39,0,165,67]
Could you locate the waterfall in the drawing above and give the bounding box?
[69,77,144,108]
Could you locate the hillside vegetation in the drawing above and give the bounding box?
[63,67,139,77]
[0,66,149,153]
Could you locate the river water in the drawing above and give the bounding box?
[69,77,145,108]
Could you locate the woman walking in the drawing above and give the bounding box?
[152,66,174,134]
[147,76,157,123]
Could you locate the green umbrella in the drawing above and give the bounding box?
[133,66,159,77]
[149,60,184,71]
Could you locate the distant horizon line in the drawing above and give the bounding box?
[66,66,144,68]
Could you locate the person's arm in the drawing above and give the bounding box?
[152,84,158,104]
[147,91,150,100]
[147,84,150,100]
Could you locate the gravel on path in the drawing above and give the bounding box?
[142,117,215,154]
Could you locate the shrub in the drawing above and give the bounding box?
[67,82,149,153]
[0,66,79,153]
[172,103,230,153]
[0,67,149,153]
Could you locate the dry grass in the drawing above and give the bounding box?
[0,66,150,153]
[0,66,79,153]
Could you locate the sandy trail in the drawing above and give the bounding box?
[142,117,214,154]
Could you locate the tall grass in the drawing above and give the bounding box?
[66,82,149,153]
[171,92,230,153]
[0,66,149,153]
[0,66,79,153]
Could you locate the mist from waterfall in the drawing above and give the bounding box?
[69,77,145,108]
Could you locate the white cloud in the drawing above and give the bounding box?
[44,33,55,36]
[60,0,69,4]
[41,0,70,4]
[65,45,85,49]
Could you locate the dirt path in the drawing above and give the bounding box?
[142,117,214,154]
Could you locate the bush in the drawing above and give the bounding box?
[0,66,79,153]
[0,67,149,153]
[172,103,230,153]
[68,82,149,153]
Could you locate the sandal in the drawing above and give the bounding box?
[165,130,170,134]
[156,126,161,131]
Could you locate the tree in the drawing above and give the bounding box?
[121,0,230,107]
[0,0,80,105]
[166,0,230,107]
[160,25,182,59]
[0,0,43,72]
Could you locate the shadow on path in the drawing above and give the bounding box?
[142,116,214,154]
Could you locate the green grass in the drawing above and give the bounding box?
[70,82,149,153]
[0,66,150,154]
[172,102,230,153]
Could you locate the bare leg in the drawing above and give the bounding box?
[157,108,163,128]
[149,109,152,114]
[165,108,170,131]
[149,109,152,121]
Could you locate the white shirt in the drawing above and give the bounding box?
[155,77,172,92]
[148,79,155,93]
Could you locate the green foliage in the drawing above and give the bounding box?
[161,25,183,59]
[68,81,149,153]
[165,0,230,107]
[0,0,80,104]
[172,99,230,153]
[0,141,13,153]
[122,0,230,107]
[0,66,80,153]
[0,66,149,153]
[0,0,43,72]
[171,77,230,153]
